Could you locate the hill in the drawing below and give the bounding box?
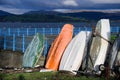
[20,10,120,21]
[0,10,120,22]
[25,10,60,15]
[62,11,120,20]
[2,14,85,22]
[0,10,13,16]
[0,10,86,22]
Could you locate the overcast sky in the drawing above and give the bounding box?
[0,0,120,14]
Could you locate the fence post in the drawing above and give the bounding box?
[17,28,20,36]
[74,28,77,35]
[118,27,120,34]
[44,38,48,56]
[0,28,1,36]
[58,27,60,34]
[110,27,111,33]
[8,28,11,36]
[35,28,37,34]
[84,26,87,31]
[50,28,53,35]
[4,34,6,50]
[43,28,45,36]
[13,34,15,51]
[22,34,25,52]
[117,26,119,34]
[79,27,81,31]
[27,28,29,36]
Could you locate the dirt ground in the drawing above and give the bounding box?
[0,49,23,68]
[0,49,46,74]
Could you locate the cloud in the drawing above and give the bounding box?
[0,0,93,10]
[62,0,78,6]
[0,0,29,14]
[90,0,120,3]
[0,0,22,8]
[0,0,120,14]
[0,6,30,14]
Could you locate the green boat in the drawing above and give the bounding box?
[23,33,44,68]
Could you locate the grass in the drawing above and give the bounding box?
[0,72,106,80]
[110,34,117,42]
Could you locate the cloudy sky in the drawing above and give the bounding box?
[0,0,120,14]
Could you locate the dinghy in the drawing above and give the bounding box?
[88,19,110,74]
[109,35,120,69]
[45,24,73,71]
[59,31,91,75]
[23,33,44,68]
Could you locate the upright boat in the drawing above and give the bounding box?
[109,35,120,72]
[23,33,44,68]
[116,47,120,67]
[59,31,91,75]
[115,50,120,74]
[88,19,111,74]
[45,24,73,70]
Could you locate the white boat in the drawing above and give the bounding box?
[59,31,91,75]
[109,35,120,70]
[116,49,120,67]
[88,19,111,74]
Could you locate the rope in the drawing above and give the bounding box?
[93,31,112,45]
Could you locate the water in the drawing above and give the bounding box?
[0,22,91,28]
[0,22,120,28]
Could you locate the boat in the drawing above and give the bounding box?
[115,47,120,73]
[88,19,111,74]
[59,31,91,75]
[116,48,120,67]
[45,24,73,71]
[109,35,120,73]
[23,33,44,68]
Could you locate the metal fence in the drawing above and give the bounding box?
[0,26,120,56]
[0,34,50,56]
[0,27,120,36]
[0,27,92,36]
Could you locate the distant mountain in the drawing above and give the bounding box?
[2,13,84,22]
[24,10,120,21]
[0,10,120,22]
[0,10,13,16]
[61,11,120,20]
[24,10,60,15]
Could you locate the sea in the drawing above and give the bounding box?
[0,21,120,28]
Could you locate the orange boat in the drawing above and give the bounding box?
[45,24,73,70]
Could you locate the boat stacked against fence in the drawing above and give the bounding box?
[0,19,120,77]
